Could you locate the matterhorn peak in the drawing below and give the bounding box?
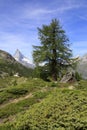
[14,49,34,69]
[14,49,24,61]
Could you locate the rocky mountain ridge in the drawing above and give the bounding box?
[0,50,16,63]
[14,49,34,69]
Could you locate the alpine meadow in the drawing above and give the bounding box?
[0,0,87,129]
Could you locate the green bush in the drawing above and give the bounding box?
[49,82,57,87]
[75,72,82,81]
[34,91,50,99]
[77,80,87,90]
[7,88,28,95]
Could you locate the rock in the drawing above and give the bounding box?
[68,85,74,90]
[60,72,76,83]
[14,73,19,77]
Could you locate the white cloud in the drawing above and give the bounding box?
[77,15,87,21]
[22,4,83,19]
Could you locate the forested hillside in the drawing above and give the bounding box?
[0,50,33,77]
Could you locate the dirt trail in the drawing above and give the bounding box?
[0,87,50,124]
[0,93,33,108]
[0,87,49,109]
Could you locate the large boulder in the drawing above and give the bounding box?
[60,71,76,83]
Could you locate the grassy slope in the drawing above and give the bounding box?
[0,77,51,105]
[0,78,87,130]
[0,77,53,124]
[6,89,87,130]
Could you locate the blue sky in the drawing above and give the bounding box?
[0,0,87,61]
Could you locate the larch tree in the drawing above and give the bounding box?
[33,19,72,81]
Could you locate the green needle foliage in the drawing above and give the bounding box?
[33,19,72,81]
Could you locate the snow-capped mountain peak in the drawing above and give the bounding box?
[14,49,24,61]
[14,49,34,69]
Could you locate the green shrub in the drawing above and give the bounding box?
[7,88,28,95]
[75,72,82,81]
[77,80,87,90]
[50,82,57,87]
[34,91,50,99]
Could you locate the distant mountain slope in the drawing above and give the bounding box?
[0,50,15,62]
[0,50,33,77]
[14,49,34,68]
[77,54,87,79]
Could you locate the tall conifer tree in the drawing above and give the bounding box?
[33,19,72,81]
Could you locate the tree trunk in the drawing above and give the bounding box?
[51,49,57,81]
[52,72,57,81]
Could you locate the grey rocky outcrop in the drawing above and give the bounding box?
[60,71,75,83]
